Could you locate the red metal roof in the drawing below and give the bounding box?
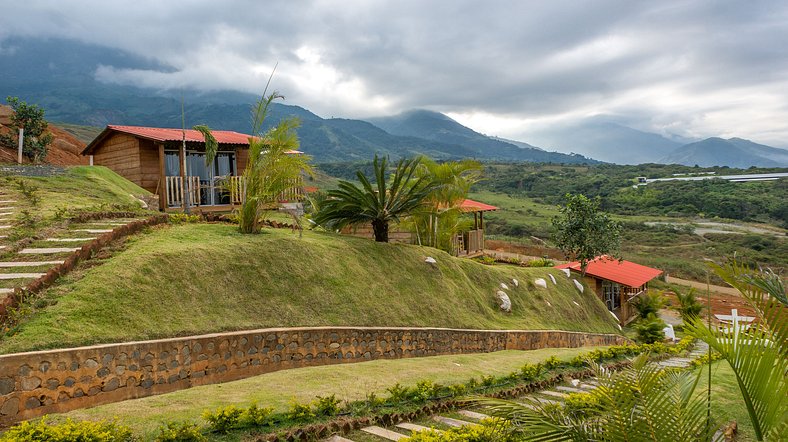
[106,125,252,144]
[82,125,304,155]
[459,199,498,213]
[555,256,662,288]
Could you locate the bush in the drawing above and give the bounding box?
[634,313,667,344]
[202,405,243,433]
[0,418,135,442]
[675,289,703,322]
[168,213,202,224]
[386,382,413,403]
[564,392,602,417]
[403,418,513,441]
[287,401,315,422]
[313,394,341,416]
[519,363,543,380]
[543,355,562,369]
[154,421,206,442]
[243,402,274,426]
[632,292,666,319]
[524,258,555,267]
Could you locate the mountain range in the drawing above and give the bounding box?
[1,36,786,167]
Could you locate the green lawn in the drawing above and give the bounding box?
[0,223,619,354]
[55,346,605,439]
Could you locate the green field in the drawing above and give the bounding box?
[0,223,619,354]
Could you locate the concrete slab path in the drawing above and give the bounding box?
[19,247,81,254]
[360,426,407,441]
[0,273,46,280]
[0,261,63,268]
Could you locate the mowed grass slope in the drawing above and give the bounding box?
[0,224,619,353]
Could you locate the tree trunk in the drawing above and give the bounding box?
[372,219,389,242]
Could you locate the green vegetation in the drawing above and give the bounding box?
[0,223,619,353]
[0,418,134,442]
[0,96,53,162]
[551,193,621,272]
[314,156,437,242]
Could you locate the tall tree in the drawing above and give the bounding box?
[1,96,53,162]
[552,193,621,274]
[313,155,435,242]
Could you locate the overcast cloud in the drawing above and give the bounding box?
[1,0,787,146]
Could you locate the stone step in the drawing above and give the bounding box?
[361,426,407,441]
[45,237,96,242]
[0,273,45,280]
[0,288,14,295]
[539,390,569,399]
[19,247,81,254]
[396,422,442,434]
[0,246,5,250]
[555,385,586,394]
[0,226,10,230]
[86,222,128,226]
[0,235,6,239]
[457,410,490,421]
[0,261,63,268]
[578,383,597,390]
[72,229,113,233]
[0,200,16,203]
[432,416,476,428]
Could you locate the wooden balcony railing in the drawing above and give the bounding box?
[165,176,200,208]
[164,175,304,208]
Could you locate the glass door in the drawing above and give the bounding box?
[186,152,213,206]
[213,152,235,205]
[602,281,621,311]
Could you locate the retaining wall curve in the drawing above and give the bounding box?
[0,326,628,425]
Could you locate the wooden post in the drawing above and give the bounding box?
[89,155,94,166]
[17,128,24,164]
[157,143,166,211]
[179,145,188,212]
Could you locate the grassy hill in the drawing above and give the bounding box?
[0,224,619,354]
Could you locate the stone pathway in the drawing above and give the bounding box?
[326,342,711,441]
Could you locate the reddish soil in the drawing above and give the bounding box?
[0,105,88,166]
[485,239,565,260]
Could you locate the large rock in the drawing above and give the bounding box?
[534,278,547,289]
[548,274,557,285]
[573,279,584,293]
[496,291,511,312]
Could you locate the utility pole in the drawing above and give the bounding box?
[17,128,24,164]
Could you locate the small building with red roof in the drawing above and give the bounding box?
[556,256,663,324]
[82,125,303,211]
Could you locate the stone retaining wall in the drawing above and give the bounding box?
[0,326,629,426]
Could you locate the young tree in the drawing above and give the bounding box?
[313,155,436,242]
[552,193,622,274]
[1,96,53,162]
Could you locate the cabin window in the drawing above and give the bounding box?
[165,151,180,176]
[602,281,621,311]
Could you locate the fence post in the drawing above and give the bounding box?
[17,128,24,164]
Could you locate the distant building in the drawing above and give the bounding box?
[556,256,662,325]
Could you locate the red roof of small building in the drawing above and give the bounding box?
[555,256,662,288]
[82,125,303,155]
[459,199,498,213]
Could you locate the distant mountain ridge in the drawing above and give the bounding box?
[660,137,788,168]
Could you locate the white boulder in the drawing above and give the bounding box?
[425,257,437,265]
[500,282,509,290]
[573,279,584,293]
[548,274,557,285]
[545,300,552,307]
[496,290,512,312]
[534,278,547,289]
[572,301,580,307]
[561,269,570,277]
[512,278,519,287]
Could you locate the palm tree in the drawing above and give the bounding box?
[476,354,716,441]
[312,155,435,242]
[685,260,787,441]
[409,158,483,251]
[195,84,313,234]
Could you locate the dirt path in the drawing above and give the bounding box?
[665,275,740,296]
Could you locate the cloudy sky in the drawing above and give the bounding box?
[2,0,787,147]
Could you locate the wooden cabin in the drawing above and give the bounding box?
[556,256,663,325]
[82,125,303,212]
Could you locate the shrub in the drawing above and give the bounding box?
[287,400,315,422]
[476,255,496,265]
[386,382,413,403]
[202,405,243,433]
[15,179,40,206]
[168,213,202,224]
[403,418,513,441]
[634,313,667,344]
[154,421,206,442]
[243,402,274,426]
[632,292,667,319]
[564,392,602,417]
[675,288,703,322]
[543,355,562,369]
[313,394,341,416]
[524,258,555,267]
[480,375,496,387]
[413,380,442,402]
[519,363,543,380]
[0,418,135,442]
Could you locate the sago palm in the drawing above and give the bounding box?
[313,155,435,242]
[476,353,718,441]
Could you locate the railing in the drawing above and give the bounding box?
[467,229,484,252]
[165,176,200,208]
[228,176,245,205]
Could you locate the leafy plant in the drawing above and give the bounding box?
[0,417,135,442]
[243,402,274,426]
[386,382,413,403]
[675,288,703,322]
[0,96,53,162]
[313,155,436,242]
[287,400,315,422]
[15,179,40,206]
[634,313,667,344]
[632,291,667,319]
[154,421,206,442]
[201,405,243,433]
[524,258,555,267]
[313,394,341,416]
[519,363,543,380]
